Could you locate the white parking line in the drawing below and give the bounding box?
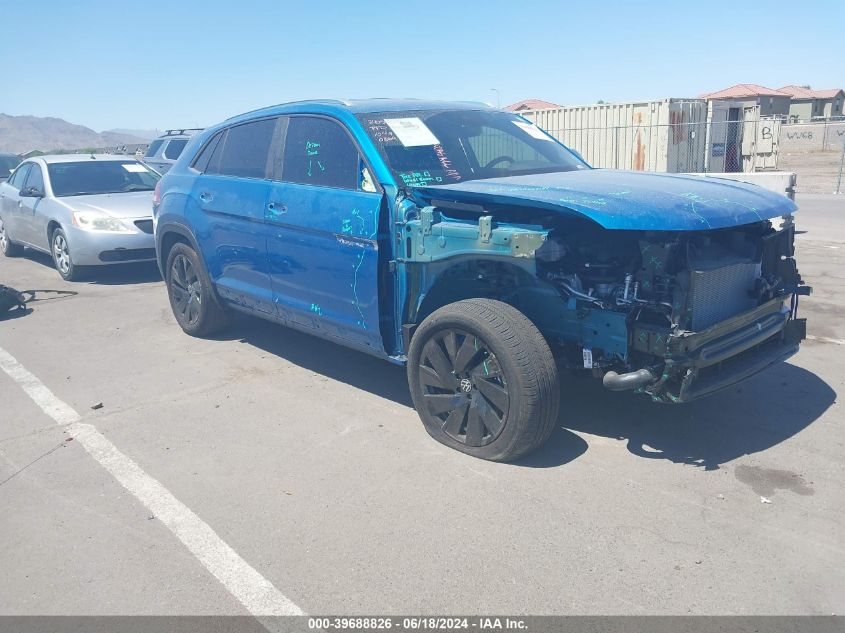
[0,346,304,616]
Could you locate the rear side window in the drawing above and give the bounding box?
[24,164,45,192]
[8,163,31,189]
[145,139,164,158]
[163,139,188,160]
[281,117,359,189]
[210,118,277,179]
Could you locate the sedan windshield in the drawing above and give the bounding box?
[47,160,160,197]
[357,109,587,187]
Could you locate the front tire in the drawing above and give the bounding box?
[408,299,560,462]
[0,216,24,257]
[165,242,230,336]
[51,227,86,281]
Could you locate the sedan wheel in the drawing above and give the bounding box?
[50,228,84,281]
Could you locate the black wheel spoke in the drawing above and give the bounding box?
[443,330,458,364]
[474,394,504,438]
[419,365,447,389]
[454,336,482,374]
[442,402,469,436]
[423,393,465,416]
[465,403,484,446]
[475,377,509,413]
[422,340,458,390]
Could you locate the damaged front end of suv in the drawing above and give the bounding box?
[399,173,811,404]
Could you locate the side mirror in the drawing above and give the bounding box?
[20,186,44,198]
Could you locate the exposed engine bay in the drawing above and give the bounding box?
[528,217,810,400]
[400,202,811,403]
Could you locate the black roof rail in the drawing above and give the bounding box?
[163,128,204,136]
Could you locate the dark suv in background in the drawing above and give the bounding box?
[0,153,21,182]
[143,129,202,174]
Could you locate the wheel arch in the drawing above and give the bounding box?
[156,222,200,278]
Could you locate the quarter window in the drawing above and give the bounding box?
[8,163,31,189]
[281,117,360,190]
[163,139,189,160]
[192,132,223,173]
[145,139,164,158]
[211,118,277,179]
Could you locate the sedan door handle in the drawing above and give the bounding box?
[267,202,287,214]
[199,192,213,203]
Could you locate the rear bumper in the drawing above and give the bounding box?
[645,298,806,402]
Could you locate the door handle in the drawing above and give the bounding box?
[267,202,287,214]
[199,192,213,203]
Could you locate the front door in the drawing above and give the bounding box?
[191,117,280,314]
[0,163,31,243]
[266,115,384,352]
[20,163,48,248]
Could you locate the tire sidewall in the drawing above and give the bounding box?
[408,308,532,460]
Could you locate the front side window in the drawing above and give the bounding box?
[47,160,160,197]
[210,118,277,179]
[357,109,587,187]
[145,139,164,158]
[8,163,32,189]
[24,164,45,193]
[163,139,189,160]
[281,117,360,190]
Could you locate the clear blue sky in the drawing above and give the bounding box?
[2,0,842,131]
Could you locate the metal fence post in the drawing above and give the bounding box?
[836,141,845,195]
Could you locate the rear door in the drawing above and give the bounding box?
[191,117,281,314]
[266,115,384,352]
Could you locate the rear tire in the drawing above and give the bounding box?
[51,227,86,281]
[407,299,560,462]
[165,242,231,336]
[0,216,24,257]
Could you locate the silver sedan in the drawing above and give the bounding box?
[0,154,160,280]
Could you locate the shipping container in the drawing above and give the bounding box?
[517,99,709,173]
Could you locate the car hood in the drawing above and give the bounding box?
[59,191,154,219]
[411,170,797,231]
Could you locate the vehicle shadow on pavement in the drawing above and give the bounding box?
[557,361,835,470]
[222,313,415,407]
[14,249,162,285]
[215,314,833,471]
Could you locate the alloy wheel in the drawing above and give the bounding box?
[417,328,510,447]
[170,253,203,325]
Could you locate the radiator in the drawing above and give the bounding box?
[688,260,759,331]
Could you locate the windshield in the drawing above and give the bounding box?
[47,160,160,197]
[357,109,587,187]
[0,155,20,177]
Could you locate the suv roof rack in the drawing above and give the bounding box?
[163,128,203,136]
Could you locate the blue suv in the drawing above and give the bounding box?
[154,99,809,461]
